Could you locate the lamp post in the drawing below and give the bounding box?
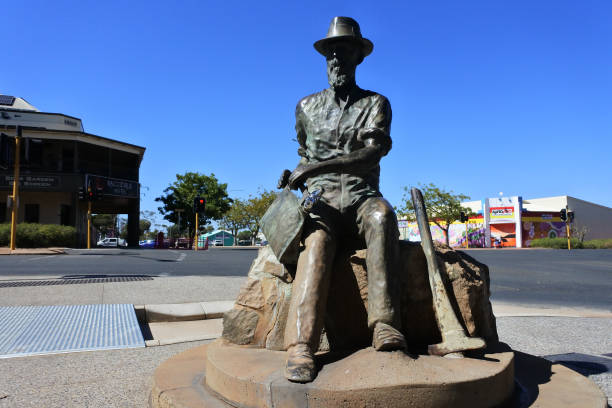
[176,209,184,241]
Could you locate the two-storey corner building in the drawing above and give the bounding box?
[0,94,145,247]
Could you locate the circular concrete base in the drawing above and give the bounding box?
[205,339,514,408]
[150,340,607,408]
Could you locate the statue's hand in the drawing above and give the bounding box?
[288,164,309,190]
[277,169,292,189]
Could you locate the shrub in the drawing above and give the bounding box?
[582,239,612,249]
[529,237,583,249]
[0,223,76,248]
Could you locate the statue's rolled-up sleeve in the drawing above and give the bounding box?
[361,95,392,156]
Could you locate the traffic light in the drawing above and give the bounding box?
[78,187,86,201]
[194,196,205,212]
[95,187,104,201]
[568,211,574,223]
[460,211,468,223]
[87,189,95,201]
[560,208,567,222]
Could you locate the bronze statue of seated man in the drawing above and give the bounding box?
[279,16,407,383]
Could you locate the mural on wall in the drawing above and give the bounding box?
[490,223,516,247]
[521,212,566,247]
[463,221,487,248]
[398,219,486,248]
[522,221,566,247]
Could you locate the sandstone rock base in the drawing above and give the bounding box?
[223,242,498,352]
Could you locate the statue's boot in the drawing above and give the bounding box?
[373,322,406,351]
[285,343,317,383]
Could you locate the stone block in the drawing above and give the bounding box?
[222,308,259,345]
[235,278,265,310]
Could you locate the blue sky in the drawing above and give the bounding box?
[3,1,611,226]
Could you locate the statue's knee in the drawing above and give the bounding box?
[304,228,333,249]
[367,206,396,232]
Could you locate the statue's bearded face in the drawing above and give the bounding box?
[326,41,362,90]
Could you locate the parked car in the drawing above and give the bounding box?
[213,239,223,246]
[97,238,127,247]
[139,239,155,248]
[175,237,191,248]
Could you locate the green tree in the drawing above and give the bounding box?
[244,190,277,244]
[237,230,251,241]
[118,217,152,240]
[222,199,250,246]
[140,210,157,239]
[91,214,117,237]
[396,183,471,246]
[155,172,232,239]
[166,224,180,239]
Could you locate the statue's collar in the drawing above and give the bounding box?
[326,86,364,109]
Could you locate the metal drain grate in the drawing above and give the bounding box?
[0,276,154,288]
[0,304,145,358]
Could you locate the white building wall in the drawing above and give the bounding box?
[522,196,568,212]
[566,197,612,240]
[461,200,482,214]
[521,195,612,240]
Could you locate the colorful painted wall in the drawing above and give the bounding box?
[399,212,570,248]
[398,217,486,248]
[490,223,516,247]
[521,211,566,247]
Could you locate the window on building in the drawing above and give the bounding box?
[23,139,43,168]
[24,204,39,223]
[60,204,72,226]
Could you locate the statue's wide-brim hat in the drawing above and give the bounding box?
[314,16,373,58]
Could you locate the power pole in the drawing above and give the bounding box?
[9,126,22,250]
[176,208,184,247]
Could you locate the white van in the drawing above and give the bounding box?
[97,238,127,247]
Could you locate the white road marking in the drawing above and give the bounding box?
[177,253,186,262]
[24,255,57,262]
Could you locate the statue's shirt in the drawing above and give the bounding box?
[295,87,392,212]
